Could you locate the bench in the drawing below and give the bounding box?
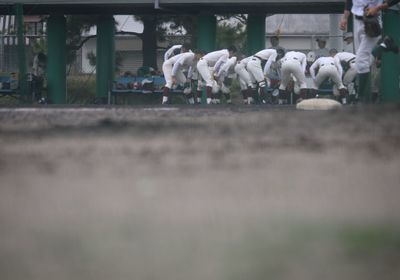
[0,74,19,97]
[108,75,184,104]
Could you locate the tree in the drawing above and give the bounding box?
[216,15,247,53]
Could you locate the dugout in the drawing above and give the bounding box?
[0,1,399,103]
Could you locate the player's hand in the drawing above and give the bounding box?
[339,17,348,31]
[366,6,380,16]
[171,76,177,85]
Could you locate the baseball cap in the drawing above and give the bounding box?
[316,36,327,42]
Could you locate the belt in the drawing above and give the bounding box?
[355,15,364,20]
[347,57,356,64]
[321,63,335,67]
[252,55,263,61]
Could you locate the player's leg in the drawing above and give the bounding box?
[247,59,269,104]
[196,59,214,104]
[161,62,173,104]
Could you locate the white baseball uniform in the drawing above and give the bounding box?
[246,49,278,83]
[215,56,237,94]
[351,0,383,74]
[234,56,255,90]
[309,56,346,93]
[216,57,237,81]
[279,51,308,91]
[196,49,229,87]
[162,52,194,89]
[164,45,182,61]
[334,52,357,86]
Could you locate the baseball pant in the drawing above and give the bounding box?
[279,60,307,90]
[343,61,357,86]
[196,59,213,87]
[246,57,264,83]
[312,65,345,94]
[234,62,255,89]
[354,16,381,74]
[162,62,187,89]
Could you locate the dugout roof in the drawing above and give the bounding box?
[0,0,344,15]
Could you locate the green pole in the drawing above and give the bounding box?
[15,4,27,100]
[197,14,216,52]
[247,14,266,55]
[197,14,216,104]
[380,9,400,103]
[47,15,66,104]
[347,14,353,33]
[96,15,115,102]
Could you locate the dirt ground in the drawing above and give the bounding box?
[1,104,400,280]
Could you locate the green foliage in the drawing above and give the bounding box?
[216,20,246,51]
[65,15,106,65]
[66,74,96,104]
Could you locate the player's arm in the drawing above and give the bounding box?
[300,54,307,74]
[213,55,228,74]
[335,57,343,78]
[264,52,277,76]
[367,0,400,16]
[309,60,318,80]
[171,57,185,77]
[340,0,352,30]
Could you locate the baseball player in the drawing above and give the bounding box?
[196,46,237,104]
[334,51,357,95]
[234,55,256,104]
[340,0,400,102]
[246,48,282,104]
[164,43,191,61]
[162,50,201,105]
[278,51,308,104]
[314,37,330,59]
[309,50,347,103]
[214,56,238,104]
[343,32,355,53]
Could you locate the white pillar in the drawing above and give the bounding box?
[329,14,343,51]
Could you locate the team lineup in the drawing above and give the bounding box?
[160,0,399,106]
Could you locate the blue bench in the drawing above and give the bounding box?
[0,75,18,97]
[108,75,184,104]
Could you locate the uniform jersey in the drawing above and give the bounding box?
[171,52,196,78]
[217,56,237,78]
[334,52,356,64]
[314,48,330,59]
[202,49,229,72]
[351,0,383,16]
[253,49,278,75]
[164,45,182,61]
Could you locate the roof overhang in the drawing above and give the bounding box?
[0,1,344,15]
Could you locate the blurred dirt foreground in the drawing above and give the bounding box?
[1,105,400,280]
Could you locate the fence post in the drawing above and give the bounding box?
[96,15,115,103]
[15,4,28,100]
[247,14,266,55]
[197,13,216,104]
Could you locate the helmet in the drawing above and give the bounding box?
[307,51,316,63]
